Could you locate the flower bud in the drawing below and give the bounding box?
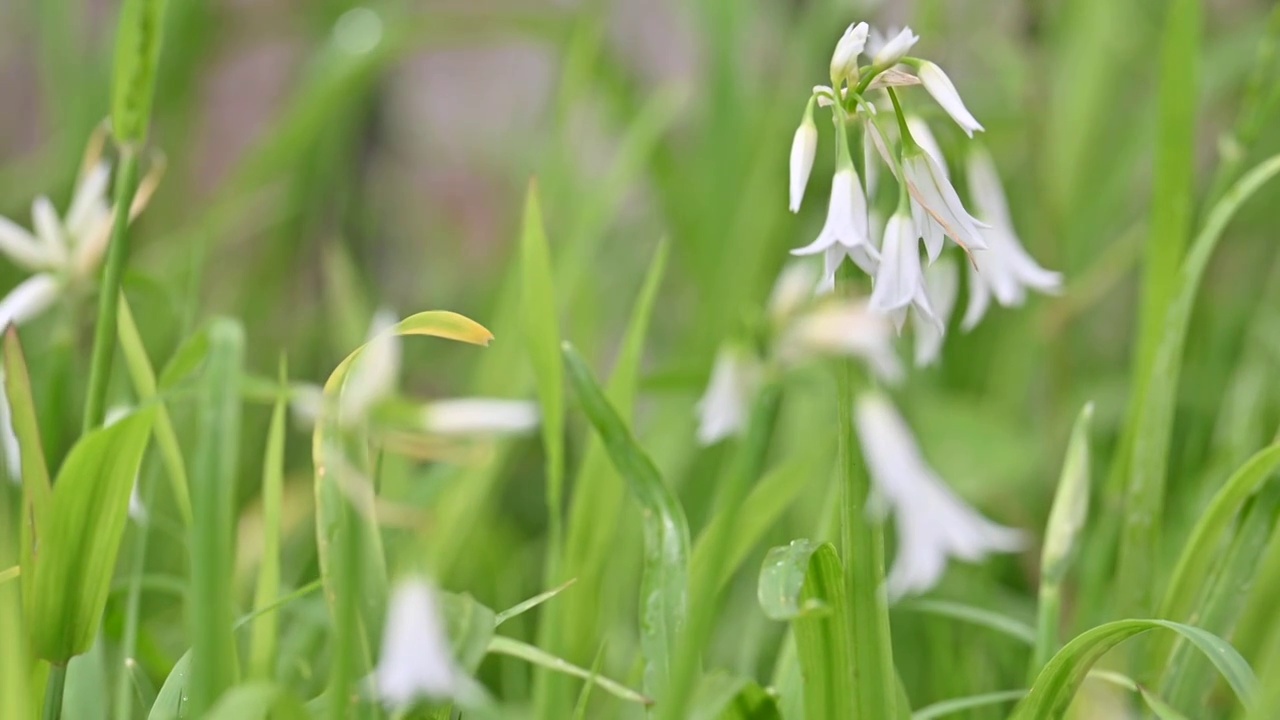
[788,103,818,213]
[829,22,869,84]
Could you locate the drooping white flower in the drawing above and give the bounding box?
[902,150,988,252]
[340,309,401,426]
[870,211,923,315]
[917,61,984,137]
[372,578,472,708]
[829,22,870,82]
[696,345,762,445]
[791,168,879,277]
[871,27,919,67]
[778,299,903,383]
[789,105,819,213]
[767,261,821,323]
[854,392,1024,599]
[911,257,958,367]
[960,148,1062,330]
[0,160,114,329]
[421,398,539,436]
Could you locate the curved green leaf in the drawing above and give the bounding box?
[757,540,853,720]
[562,342,690,704]
[1013,618,1257,719]
[913,689,1025,720]
[896,599,1036,646]
[147,651,191,720]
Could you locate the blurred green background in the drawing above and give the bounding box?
[2,0,1280,717]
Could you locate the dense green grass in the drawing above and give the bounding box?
[2,0,1280,718]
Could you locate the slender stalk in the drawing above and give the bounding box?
[835,260,896,717]
[1030,582,1060,680]
[42,664,66,720]
[83,149,141,433]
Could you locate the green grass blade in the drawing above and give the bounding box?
[896,599,1037,646]
[186,319,244,714]
[110,0,169,145]
[0,480,31,719]
[27,408,155,663]
[519,179,567,574]
[3,328,53,618]
[912,690,1026,720]
[1118,152,1280,615]
[757,540,854,720]
[147,652,190,720]
[494,579,576,628]
[562,342,690,706]
[1013,619,1258,719]
[248,357,289,680]
[487,636,650,706]
[1149,442,1280,671]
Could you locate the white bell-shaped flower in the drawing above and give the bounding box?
[372,578,472,708]
[695,345,762,446]
[917,60,984,137]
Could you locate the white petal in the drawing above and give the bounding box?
[340,309,401,425]
[813,85,835,108]
[768,261,820,321]
[289,383,325,429]
[789,119,818,213]
[782,299,902,382]
[830,22,870,79]
[0,274,61,328]
[904,154,987,251]
[906,117,947,179]
[792,169,875,264]
[0,216,51,270]
[422,398,540,436]
[870,214,921,313]
[696,346,759,445]
[0,366,21,483]
[66,162,112,240]
[31,197,68,265]
[912,257,958,366]
[374,579,468,708]
[918,61,984,137]
[872,26,919,66]
[961,261,992,331]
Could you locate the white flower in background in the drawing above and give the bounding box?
[870,27,919,67]
[961,148,1062,330]
[870,210,923,315]
[854,392,1024,599]
[917,60,984,137]
[911,257,958,367]
[0,161,112,327]
[105,406,148,524]
[696,344,762,445]
[829,22,869,82]
[902,149,988,252]
[0,369,20,483]
[372,578,474,708]
[339,309,401,426]
[791,168,879,277]
[778,298,903,383]
[789,103,819,213]
[767,261,821,323]
[421,398,539,436]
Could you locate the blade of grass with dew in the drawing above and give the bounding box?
[1033,403,1094,677]
[25,407,154,664]
[1147,442,1280,671]
[312,310,492,709]
[895,599,1037,647]
[668,381,783,716]
[248,357,288,680]
[117,295,194,527]
[1117,153,1280,619]
[562,342,690,706]
[1162,483,1280,711]
[757,540,854,720]
[487,636,650,707]
[519,179,567,578]
[1012,619,1257,719]
[186,319,244,715]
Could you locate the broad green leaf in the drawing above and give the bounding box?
[27,407,154,663]
[64,639,109,720]
[1012,619,1257,719]
[3,328,52,617]
[520,180,567,572]
[487,636,650,706]
[110,0,169,144]
[562,342,690,704]
[757,540,854,720]
[248,357,289,680]
[148,652,191,720]
[1118,151,1280,613]
[896,599,1036,646]
[689,672,782,720]
[118,294,193,526]
[186,319,244,714]
[203,683,307,720]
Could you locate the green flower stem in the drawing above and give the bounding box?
[82,149,141,434]
[835,263,897,719]
[42,664,66,720]
[1031,581,1061,681]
